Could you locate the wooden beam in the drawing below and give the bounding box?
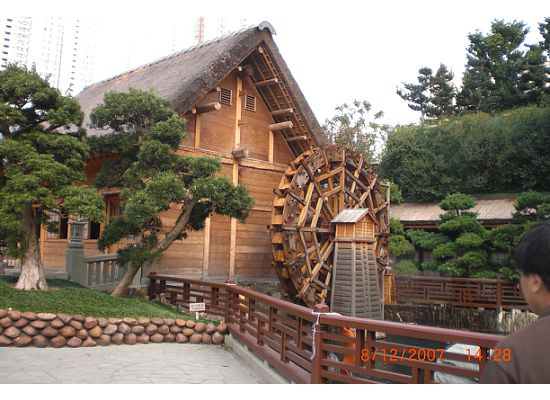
[285,135,308,143]
[194,113,201,148]
[237,64,255,77]
[229,76,243,279]
[202,217,211,278]
[268,130,274,163]
[269,121,293,131]
[255,77,279,87]
[271,108,294,116]
[192,102,221,114]
[232,146,249,160]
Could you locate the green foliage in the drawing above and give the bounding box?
[394,260,419,276]
[0,65,103,264]
[486,224,525,252]
[407,230,449,250]
[383,180,403,205]
[380,107,550,201]
[439,193,475,215]
[389,234,415,257]
[456,232,485,248]
[322,100,390,162]
[433,242,458,261]
[92,89,254,277]
[390,218,405,235]
[514,190,550,222]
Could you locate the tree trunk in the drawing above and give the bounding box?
[111,264,141,298]
[15,204,49,290]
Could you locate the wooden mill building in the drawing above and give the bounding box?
[39,22,328,281]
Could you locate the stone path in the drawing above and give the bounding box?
[0,343,264,384]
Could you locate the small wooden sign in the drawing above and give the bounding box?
[189,303,206,312]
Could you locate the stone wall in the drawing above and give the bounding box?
[385,304,538,335]
[0,309,227,348]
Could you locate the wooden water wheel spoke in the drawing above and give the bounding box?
[270,144,389,308]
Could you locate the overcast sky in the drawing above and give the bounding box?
[7,0,550,126]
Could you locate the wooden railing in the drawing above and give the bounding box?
[72,254,139,291]
[149,273,505,384]
[395,276,528,310]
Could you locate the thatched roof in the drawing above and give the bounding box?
[77,21,327,152]
[391,197,517,227]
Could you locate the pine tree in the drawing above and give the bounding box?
[426,64,456,118]
[396,67,432,123]
[0,65,104,290]
[88,89,254,297]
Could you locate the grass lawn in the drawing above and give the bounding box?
[0,276,206,321]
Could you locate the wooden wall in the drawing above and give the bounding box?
[43,68,298,281]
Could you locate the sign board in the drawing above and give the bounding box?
[189,302,206,312]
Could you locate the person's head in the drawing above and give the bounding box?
[515,221,550,314]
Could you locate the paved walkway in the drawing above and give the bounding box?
[0,344,264,384]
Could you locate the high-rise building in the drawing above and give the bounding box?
[0,16,96,96]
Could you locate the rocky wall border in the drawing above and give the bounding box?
[0,309,227,348]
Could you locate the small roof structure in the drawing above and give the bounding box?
[391,197,517,228]
[331,209,371,224]
[77,21,327,156]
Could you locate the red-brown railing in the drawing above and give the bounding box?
[149,273,505,384]
[395,276,528,310]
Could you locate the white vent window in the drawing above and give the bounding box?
[245,94,256,112]
[219,88,232,106]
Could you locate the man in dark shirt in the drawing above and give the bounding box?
[481,221,550,383]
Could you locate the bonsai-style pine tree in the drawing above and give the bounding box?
[0,65,104,290]
[88,89,254,297]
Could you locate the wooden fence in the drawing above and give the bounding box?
[149,273,504,384]
[394,275,528,310]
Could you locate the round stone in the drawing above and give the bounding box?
[151,317,164,326]
[108,318,122,324]
[37,313,57,321]
[189,333,202,344]
[21,311,37,321]
[14,318,29,329]
[205,323,217,335]
[59,326,76,338]
[201,333,212,344]
[150,333,164,343]
[0,309,7,319]
[0,335,11,346]
[88,326,102,338]
[137,334,150,344]
[13,334,32,347]
[163,318,175,326]
[83,318,98,329]
[111,333,124,345]
[175,319,186,328]
[169,325,181,334]
[176,333,188,343]
[194,322,206,333]
[7,310,21,321]
[185,320,195,329]
[69,320,83,330]
[67,337,83,348]
[145,324,158,336]
[164,333,175,343]
[96,335,111,346]
[76,329,89,339]
[212,332,225,345]
[131,325,145,335]
[103,324,118,336]
[3,326,20,339]
[72,315,86,322]
[0,317,13,328]
[97,318,109,328]
[22,325,38,336]
[49,335,67,348]
[137,317,150,326]
[30,320,48,329]
[122,317,137,325]
[50,319,65,329]
[158,325,170,335]
[124,333,137,345]
[58,314,72,324]
[182,328,194,337]
[81,337,97,347]
[41,327,58,338]
[118,323,130,334]
[31,335,48,348]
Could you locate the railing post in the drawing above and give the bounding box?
[496,277,503,309]
[311,304,329,384]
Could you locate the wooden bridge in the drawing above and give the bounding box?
[148,273,504,384]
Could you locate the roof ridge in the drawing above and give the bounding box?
[79,21,275,95]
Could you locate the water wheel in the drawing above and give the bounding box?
[270,144,390,308]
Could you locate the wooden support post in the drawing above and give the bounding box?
[255,77,279,87]
[229,76,243,279]
[311,304,329,384]
[194,113,201,148]
[268,130,274,163]
[202,217,211,278]
[269,121,293,131]
[191,102,221,114]
[285,135,308,142]
[270,108,294,116]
